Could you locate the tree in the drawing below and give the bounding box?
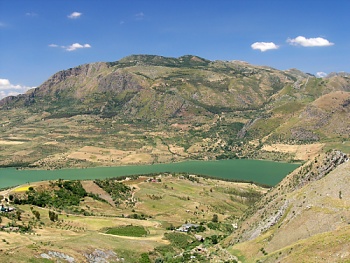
[14,197,21,204]
[211,235,218,244]
[33,210,40,220]
[49,210,58,222]
[16,211,22,221]
[212,214,219,223]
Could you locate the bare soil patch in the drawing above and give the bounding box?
[262,143,324,160]
[0,140,25,145]
[81,180,115,206]
[120,153,153,164]
[67,146,132,163]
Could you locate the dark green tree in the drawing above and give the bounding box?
[49,210,58,222]
[16,211,22,221]
[33,210,40,220]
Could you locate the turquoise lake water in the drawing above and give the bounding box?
[0,159,299,189]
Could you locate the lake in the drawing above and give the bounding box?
[0,159,299,189]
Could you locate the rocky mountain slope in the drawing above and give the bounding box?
[0,55,349,168]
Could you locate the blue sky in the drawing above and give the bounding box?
[1,0,349,99]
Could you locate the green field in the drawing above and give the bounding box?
[105,225,148,237]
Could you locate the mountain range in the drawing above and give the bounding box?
[1,54,349,168]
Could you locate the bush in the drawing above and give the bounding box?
[139,253,151,263]
[164,232,195,249]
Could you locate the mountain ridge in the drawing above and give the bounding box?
[0,54,349,168]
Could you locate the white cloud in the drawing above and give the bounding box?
[49,43,91,51]
[0,79,10,86]
[66,43,91,51]
[316,72,328,78]
[251,42,279,52]
[0,78,35,99]
[287,36,334,47]
[68,12,82,19]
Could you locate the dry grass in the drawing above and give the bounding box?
[227,159,350,263]
[262,143,324,160]
[312,91,350,110]
[0,140,25,145]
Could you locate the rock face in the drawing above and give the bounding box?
[40,249,123,263]
[41,251,75,262]
[84,249,123,263]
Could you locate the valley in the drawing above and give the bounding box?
[0,150,349,262]
[0,55,349,262]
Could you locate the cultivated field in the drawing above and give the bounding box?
[0,173,264,262]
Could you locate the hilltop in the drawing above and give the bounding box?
[0,54,349,169]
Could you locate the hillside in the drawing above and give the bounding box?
[0,174,265,262]
[0,55,349,168]
[224,150,350,262]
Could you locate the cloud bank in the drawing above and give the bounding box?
[251,42,279,52]
[287,36,334,47]
[0,79,35,99]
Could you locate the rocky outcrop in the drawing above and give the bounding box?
[84,249,123,263]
